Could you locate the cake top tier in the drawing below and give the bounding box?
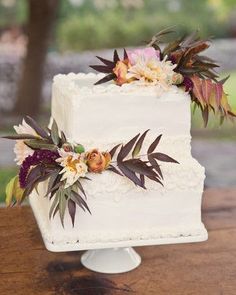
[53,72,188,100]
[52,72,191,142]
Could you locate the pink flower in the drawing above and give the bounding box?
[127,47,160,65]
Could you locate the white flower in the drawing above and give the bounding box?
[56,149,88,188]
[14,119,36,135]
[126,55,176,90]
[13,119,37,165]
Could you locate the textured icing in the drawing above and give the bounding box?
[51,73,191,141]
[29,72,207,248]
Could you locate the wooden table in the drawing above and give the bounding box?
[0,189,236,295]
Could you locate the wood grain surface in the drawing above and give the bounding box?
[0,188,236,295]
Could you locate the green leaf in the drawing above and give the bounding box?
[132,129,149,158]
[24,139,56,151]
[59,190,67,227]
[51,119,60,145]
[49,192,60,219]
[2,134,39,140]
[5,176,17,207]
[5,176,24,206]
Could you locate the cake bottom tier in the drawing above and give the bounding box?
[29,188,208,252]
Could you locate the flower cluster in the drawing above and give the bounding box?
[91,47,182,90]
[90,29,235,125]
[3,117,178,226]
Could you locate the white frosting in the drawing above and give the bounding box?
[29,72,207,249]
[51,73,191,142]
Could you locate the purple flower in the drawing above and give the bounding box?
[183,76,194,92]
[19,149,59,188]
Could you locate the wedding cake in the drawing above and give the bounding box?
[28,71,207,251]
[4,31,235,252]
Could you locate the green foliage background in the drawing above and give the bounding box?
[1,0,236,51]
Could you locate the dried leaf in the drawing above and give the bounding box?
[214,82,223,107]
[49,192,60,219]
[123,159,157,178]
[151,152,179,163]
[59,190,67,227]
[147,135,162,154]
[94,73,116,85]
[90,65,113,73]
[24,139,56,151]
[76,179,86,198]
[5,176,24,206]
[109,144,121,159]
[202,79,213,103]
[60,131,67,144]
[2,134,39,140]
[117,133,140,161]
[108,165,124,176]
[51,119,60,145]
[95,55,115,67]
[132,129,149,158]
[191,75,205,107]
[71,190,91,214]
[24,116,49,139]
[117,163,143,188]
[202,106,209,127]
[148,155,163,179]
[123,48,128,60]
[113,49,119,63]
[68,199,76,226]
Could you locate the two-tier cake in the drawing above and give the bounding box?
[29,72,207,251]
[5,30,235,253]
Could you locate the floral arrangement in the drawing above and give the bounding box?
[90,29,235,126]
[3,116,178,226]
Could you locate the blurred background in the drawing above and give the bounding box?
[0,0,236,202]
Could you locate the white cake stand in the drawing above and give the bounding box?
[81,247,141,274]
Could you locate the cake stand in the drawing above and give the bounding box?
[29,192,208,274]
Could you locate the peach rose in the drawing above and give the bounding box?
[113,60,131,86]
[86,149,111,173]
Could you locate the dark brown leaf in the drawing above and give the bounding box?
[117,133,140,161]
[113,49,119,63]
[2,134,39,140]
[118,163,143,188]
[95,56,115,67]
[147,135,162,154]
[68,199,76,226]
[147,155,163,179]
[94,73,116,85]
[151,152,179,163]
[107,165,123,176]
[71,191,91,214]
[90,65,113,73]
[24,116,49,139]
[123,159,157,178]
[49,192,59,219]
[109,144,121,159]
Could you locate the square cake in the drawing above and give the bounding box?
[29,72,207,252]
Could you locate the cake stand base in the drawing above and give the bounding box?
[81,247,141,274]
